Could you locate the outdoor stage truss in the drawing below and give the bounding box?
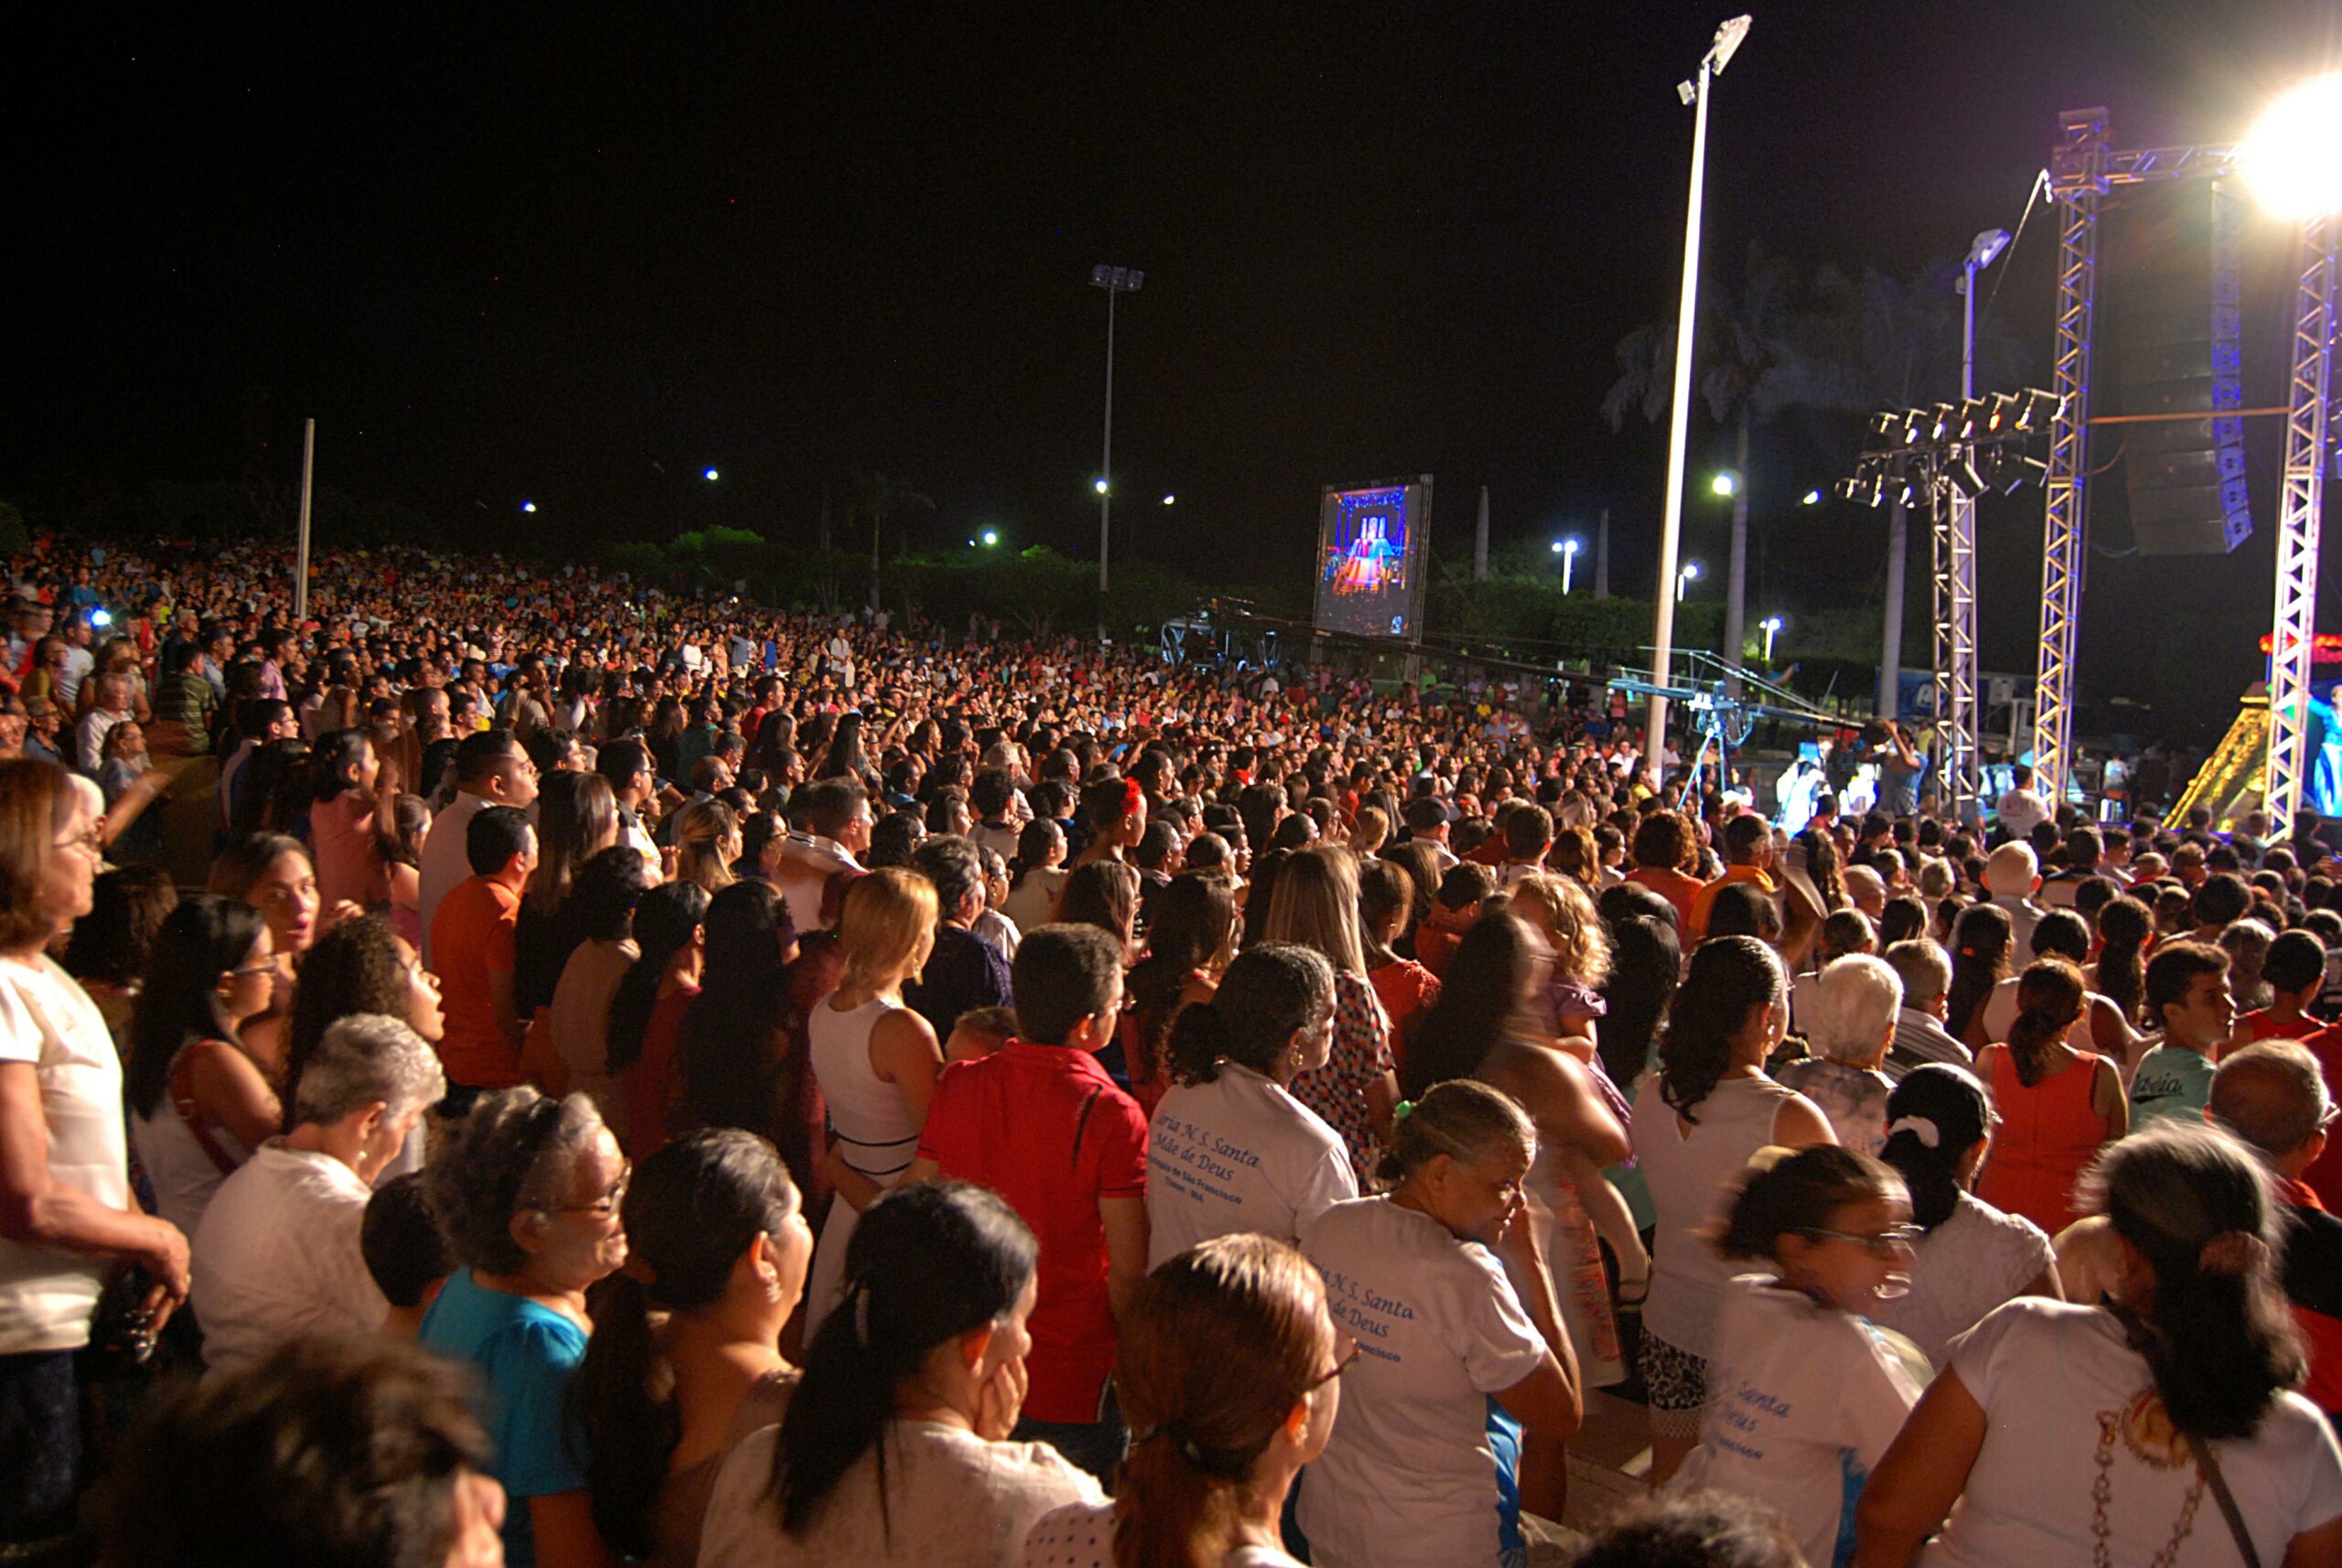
[1840,393,2058,818]
[2036,112,2246,801]
[2267,215,2338,827]
[1931,479,1982,815]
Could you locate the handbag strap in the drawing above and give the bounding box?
[2194,1437,2263,1568]
[169,1040,243,1177]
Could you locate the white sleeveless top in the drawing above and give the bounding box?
[132,1048,256,1241]
[1631,1069,1800,1360]
[808,994,920,1180]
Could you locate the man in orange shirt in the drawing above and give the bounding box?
[1686,811,1775,945]
[426,805,536,1110]
[1624,809,1704,937]
[2244,931,2330,1046]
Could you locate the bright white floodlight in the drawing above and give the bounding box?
[1967,228,2012,270]
[2241,74,2342,220]
[1707,16,1752,74]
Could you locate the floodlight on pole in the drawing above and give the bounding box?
[982,529,999,546]
[704,467,720,482]
[521,501,537,514]
[1647,13,1752,784]
[1762,615,1783,661]
[1678,561,1701,599]
[1089,263,1145,636]
[1711,471,1739,498]
[2240,73,2342,220]
[1562,537,1581,596]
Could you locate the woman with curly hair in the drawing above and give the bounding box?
[1629,936,1834,1483]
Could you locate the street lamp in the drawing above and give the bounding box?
[1647,15,1753,778]
[1162,494,1176,507]
[982,529,999,547]
[521,501,537,514]
[1711,471,1739,498]
[1554,538,1582,595]
[1678,561,1702,600]
[1800,489,1821,506]
[704,467,720,482]
[1093,478,1110,494]
[1089,263,1144,628]
[1762,615,1784,661]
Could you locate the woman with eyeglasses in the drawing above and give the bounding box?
[1020,1234,1345,1568]
[125,895,282,1240]
[1295,1079,1581,1568]
[0,760,189,1553]
[420,1087,629,1568]
[1671,1144,1928,1568]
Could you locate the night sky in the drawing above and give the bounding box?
[11,3,2340,735]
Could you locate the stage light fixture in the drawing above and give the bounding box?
[2241,73,2342,220]
[1869,411,1900,437]
[1800,489,1821,505]
[1901,412,1928,446]
[2015,389,2063,432]
[1985,392,2019,432]
[1928,403,1959,441]
[1957,398,1993,439]
[1948,454,1988,499]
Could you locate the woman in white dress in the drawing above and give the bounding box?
[804,867,942,1334]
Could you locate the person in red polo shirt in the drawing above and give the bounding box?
[2209,1043,2342,1427]
[906,922,1149,1480]
[426,806,535,1112]
[2243,931,2329,1045]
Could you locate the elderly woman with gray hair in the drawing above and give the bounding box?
[188,1013,446,1377]
[420,1086,629,1568]
[1778,955,1904,1157]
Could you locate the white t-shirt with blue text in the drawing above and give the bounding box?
[1146,1064,1358,1268]
[1298,1197,1550,1568]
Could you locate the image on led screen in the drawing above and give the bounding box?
[1313,479,1430,640]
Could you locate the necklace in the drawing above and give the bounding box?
[2091,1390,2204,1568]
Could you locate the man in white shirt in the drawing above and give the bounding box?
[189,1015,444,1378]
[416,729,539,967]
[1995,762,2052,842]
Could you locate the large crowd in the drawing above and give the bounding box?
[3,531,2341,1568]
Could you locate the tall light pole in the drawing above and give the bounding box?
[293,418,316,623]
[1555,538,1581,595]
[1678,561,1702,600]
[1646,15,1752,781]
[1090,264,1144,638]
[1762,615,1783,662]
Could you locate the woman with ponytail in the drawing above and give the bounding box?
[572,1131,812,1568]
[1857,1124,2342,1567]
[1295,1080,1582,1567]
[698,1181,1102,1568]
[608,881,710,1157]
[1019,1235,1339,1568]
[1869,1064,2061,1367]
[2086,892,2154,1028]
[1631,936,1835,1484]
[1946,903,2013,1054]
[1145,944,1352,1267]
[1973,958,2125,1237]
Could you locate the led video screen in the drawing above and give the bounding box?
[1313,478,1431,640]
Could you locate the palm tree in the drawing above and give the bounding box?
[1602,243,1817,698]
[848,471,934,611]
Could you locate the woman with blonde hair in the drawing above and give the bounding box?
[1020,1235,1343,1568]
[671,797,743,897]
[803,866,944,1333]
[1265,845,1400,1185]
[1509,872,1614,1050]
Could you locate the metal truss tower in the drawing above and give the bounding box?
[1931,478,1982,815]
[2036,115,2251,798]
[2267,216,2338,826]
